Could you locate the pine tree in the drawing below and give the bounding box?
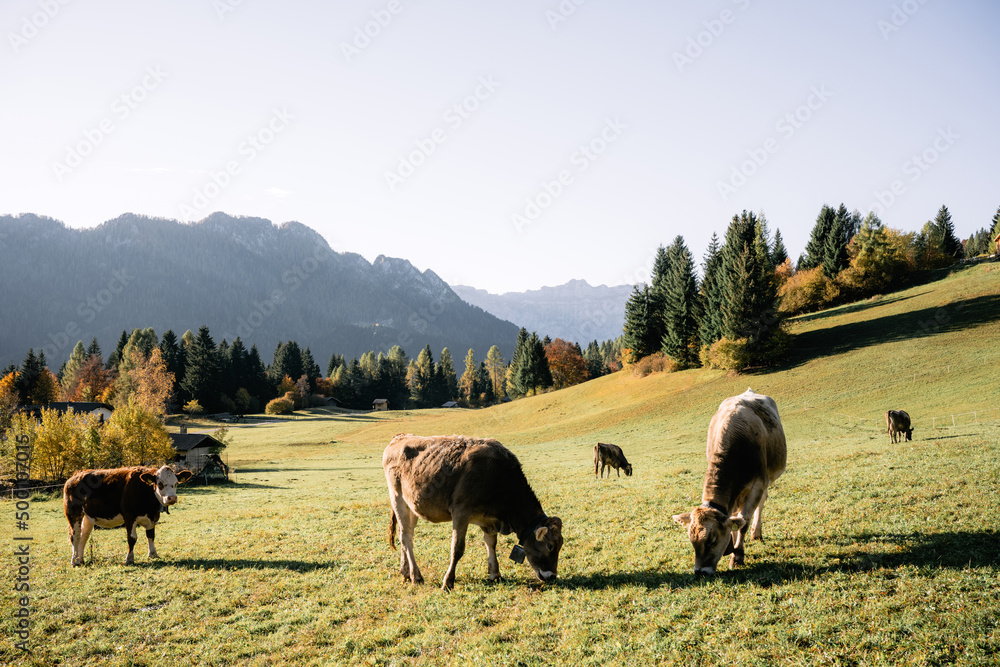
[459,349,478,405]
[158,330,185,393]
[16,349,42,404]
[485,345,506,399]
[622,286,658,363]
[409,345,435,407]
[515,332,552,395]
[246,345,270,405]
[934,205,962,259]
[302,347,321,390]
[660,236,699,366]
[801,205,835,270]
[506,329,529,396]
[477,361,495,404]
[771,229,788,267]
[720,211,780,351]
[86,337,103,361]
[699,232,725,349]
[437,348,458,403]
[181,326,220,411]
[823,210,849,278]
[108,330,129,370]
[268,341,304,386]
[648,245,670,353]
[61,341,88,395]
[327,353,345,378]
[584,341,604,379]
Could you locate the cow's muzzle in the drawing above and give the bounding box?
[163,496,178,505]
[537,570,557,582]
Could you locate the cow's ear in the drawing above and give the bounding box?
[534,526,549,541]
[728,515,746,531]
[139,472,157,487]
[672,513,692,527]
[175,470,194,484]
[723,535,735,556]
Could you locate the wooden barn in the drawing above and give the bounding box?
[169,432,228,483]
[373,398,389,411]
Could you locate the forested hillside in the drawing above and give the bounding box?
[0,213,519,367]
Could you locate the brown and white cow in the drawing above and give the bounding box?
[63,465,193,566]
[673,389,786,575]
[594,442,633,478]
[886,410,913,443]
[383,434,563,590]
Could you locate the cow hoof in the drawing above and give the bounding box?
[412,575,424,584]
[125,556,135,565]
[487,575,502,584]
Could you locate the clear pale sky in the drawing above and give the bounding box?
[2,0,997,293]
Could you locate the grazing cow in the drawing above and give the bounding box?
[63,466,193,566]
[594,442,633,478]
[383,434,563,590]
[672,388,786,575]
[886,410,913,443]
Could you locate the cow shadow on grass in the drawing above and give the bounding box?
[726,530,999,586]
[154,557,337,572]
[772,293,1000,371]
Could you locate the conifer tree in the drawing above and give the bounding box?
[506,329,530,396]
[459,349,478,405]
[409,345,435,407]
[437,348,458,403]
[699,232,725,349]
[158,330,185,392]
[302,347,322,390]
[771,229,788,267]
[823,210,849,278]
[485,345,506,399]
[181,326,220,411]
[801,205,836,270]
[934,205,962,259]
[87,337,103,361]
[720,211,780,351]
[622,285,658,363]
[108,330,129,370]
[660,236,700,366]
[61,341,88,395]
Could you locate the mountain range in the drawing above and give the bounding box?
[452,280,632,345]
[0,213,520,369]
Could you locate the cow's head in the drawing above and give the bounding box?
[140,466,194,507]
[905,428,914,441]
[624,463,633,477]
[672,507,745,576]
[522,517,563,582]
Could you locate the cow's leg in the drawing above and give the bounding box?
[68,518,84,566]
[483,530,501,582]
[396,504,423,584]
[146,526,158,559]
[125,520,138,565]
[750,487,768,541]
[443,516,470,590]
[731,483,766,568]
[75,515,95,566]
[616,466,620,477]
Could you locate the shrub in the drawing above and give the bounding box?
[779,266,840,316]
[631,353,678,377]
[265,396,294,415]
[700,337,752,372]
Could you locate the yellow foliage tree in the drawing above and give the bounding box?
[101,399,174,468]
[1,412,36,481]
[116,347,174,417]
[0,372,18,432]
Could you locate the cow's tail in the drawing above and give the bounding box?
[389,510,397,550]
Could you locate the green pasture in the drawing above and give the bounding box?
[3,262,999,665]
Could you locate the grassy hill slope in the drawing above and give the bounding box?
[4,262,998,666]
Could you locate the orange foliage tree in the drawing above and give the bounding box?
[543,338,589,390]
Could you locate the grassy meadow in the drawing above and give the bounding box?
[3,262,999,666]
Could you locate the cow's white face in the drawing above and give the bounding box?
[672,507,745,575]
[140,466,193,506]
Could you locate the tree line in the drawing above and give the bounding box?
[623,203,998,372]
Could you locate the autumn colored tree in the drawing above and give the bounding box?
[459,349,479,406]
[101,399,174,468]
[544,338,589,389]
[485,345,506,400]
[115,347,175,417]
[67,355,114,403]
[0,372,18,432]
[61,341,89,398]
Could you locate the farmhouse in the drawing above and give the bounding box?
[169,431,228,483]
[17,401,114,422]
[995,231,1000,255]
[441,401,459,408]
[373,398,389,411]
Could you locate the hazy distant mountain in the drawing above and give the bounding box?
[452,279,631,345]
[0,213,519,368]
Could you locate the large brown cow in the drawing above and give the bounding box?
[672,389,786,575]
[383,434,563,590]
[886,410,913,443]
[594,442,633,478]
[63,466,193,566]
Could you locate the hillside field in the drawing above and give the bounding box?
[3,262,999,665]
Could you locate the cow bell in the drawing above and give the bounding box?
[509,545,526,564]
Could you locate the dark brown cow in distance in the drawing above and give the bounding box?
[594,442,633,478]
[383,433,563,590]
[63,465,193,566]
[673,388,786,575]
[886,410,913,443]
